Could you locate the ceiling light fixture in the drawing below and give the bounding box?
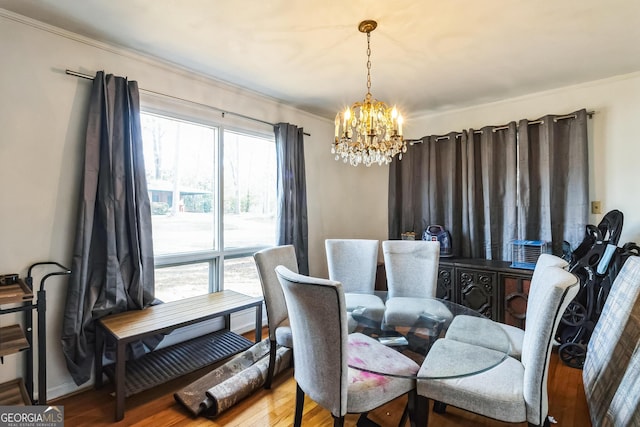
[332,20,406,167]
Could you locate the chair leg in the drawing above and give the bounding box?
[333,415,345,426]
[264,339,277,389]
[528,417,551,427]
[294,384,305,427]
[399,389,415,427]
[411,393,429,427]
[356,413,379,426]
[433,401,447,414]
[398,405,409,427]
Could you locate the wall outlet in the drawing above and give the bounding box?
[591,201,602,214]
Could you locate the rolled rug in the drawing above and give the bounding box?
[204,346,292,417]
[174,339,271,416]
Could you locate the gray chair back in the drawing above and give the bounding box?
[275,265,348,418]
[527,253,569,306]
[583,255,640,427]
[521,265,579,426]
[382,240,440,298]
[254,245,298,341]
[325,239,379,293]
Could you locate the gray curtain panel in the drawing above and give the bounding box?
[62,71,156,385]
[389,132,464,254]
[389,110,588,261]
[467,123,518,260]
[389,124,517,260]
[518,109,589,255]
[388,138,422,239]
[274,123,309,275]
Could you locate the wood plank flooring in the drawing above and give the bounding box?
[53,329,591,427]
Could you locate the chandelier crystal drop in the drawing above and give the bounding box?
[332,20,407,167]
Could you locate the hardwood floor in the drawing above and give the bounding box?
[53,330,591,427]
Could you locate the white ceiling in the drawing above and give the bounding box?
[2,0,640,119]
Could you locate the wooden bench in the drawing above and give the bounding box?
[94,290,263,421]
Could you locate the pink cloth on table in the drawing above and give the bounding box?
[347,332,419,390]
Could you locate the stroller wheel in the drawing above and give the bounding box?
[559,342,587,369]
[561,301,588,326]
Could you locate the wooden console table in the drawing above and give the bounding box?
[94,290,263,421]
[376,258,533,327]
[437,258,533,326]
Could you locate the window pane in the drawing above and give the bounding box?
[141,113,217,255]
[224,256,262,297]
[154,263,210,303]
[140,111,278,302]
[223,131,276,249]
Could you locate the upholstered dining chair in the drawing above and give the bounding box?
[381,240,452,330]
[416,265,579,427]
[445,253,569,359]
[275,265,419,427]
[253,245,299,389]
[325,239,385,325]
[582,255,640,427]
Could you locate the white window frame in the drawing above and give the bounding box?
[141,107,276,296]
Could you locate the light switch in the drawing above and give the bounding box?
[591,201,602,214]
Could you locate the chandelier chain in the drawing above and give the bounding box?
[332,20,407,166]
[366,31,372,96]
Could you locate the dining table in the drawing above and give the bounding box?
[345,291,512,426]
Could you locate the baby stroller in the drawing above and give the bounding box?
[555,210,638,368]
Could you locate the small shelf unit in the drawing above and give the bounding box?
[0,262,71,406]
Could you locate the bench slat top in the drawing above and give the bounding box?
[98,290,263,341]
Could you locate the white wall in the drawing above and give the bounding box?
[406,72,640,246]
[4,7,639,401]
[0,11,389,399]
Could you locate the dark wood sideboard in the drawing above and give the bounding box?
[376,258,533,328]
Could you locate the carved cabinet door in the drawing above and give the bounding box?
[456,268,499,320]
[436,265,454,300]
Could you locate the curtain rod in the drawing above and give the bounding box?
[65,69,311,136]
[421,110,595,142]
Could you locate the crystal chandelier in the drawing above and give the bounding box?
[332,20,407,167]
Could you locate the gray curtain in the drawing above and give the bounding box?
[469,123,518,260]
[518,109,589,255]
[389,110,588,261]
[389,124,517,260]
[274,123,309,275]
[389,132,464,255]
[62,71,156,385]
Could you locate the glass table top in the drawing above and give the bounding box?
[346,291,512,379]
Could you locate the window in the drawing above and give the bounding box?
[141,112,276,302]
[223,130,277,250]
